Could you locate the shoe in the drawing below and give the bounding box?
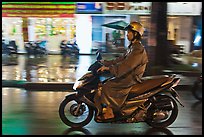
[95,107,114,122]
[102,106,114,119]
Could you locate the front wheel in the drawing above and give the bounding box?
[59,94,94,128]
[146,94,178,128]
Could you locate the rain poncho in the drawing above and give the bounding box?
[94,41,149,114]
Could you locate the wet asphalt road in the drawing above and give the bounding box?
[2,88,202,135]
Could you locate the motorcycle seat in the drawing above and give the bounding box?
[128,75,170,98]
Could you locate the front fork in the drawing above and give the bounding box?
[65,92,96,110]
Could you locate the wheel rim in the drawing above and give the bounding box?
[63,100,90,124]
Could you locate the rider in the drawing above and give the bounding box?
[94,21,149,120]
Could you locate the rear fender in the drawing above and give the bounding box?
[169,87,184,107]
[161,77,184,107]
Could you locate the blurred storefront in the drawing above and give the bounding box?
[90,15,130,53]
[103,2,151,51]
[103,2,202,54]
[2,17,24,50]
[139,2,202,54]
[75,2,130,54]
[2,2,202,54]
[2,2,76,53]
[2,2,130,54]
[27,17,76,52]
[191,15,202,51]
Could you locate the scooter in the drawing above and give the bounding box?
[2,39,18,55]
[24,40,47,56]
[59,52,184,128]
[60,40,79,57]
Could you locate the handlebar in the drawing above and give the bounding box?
[88,60,104,74]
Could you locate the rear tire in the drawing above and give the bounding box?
[146,94,178,128]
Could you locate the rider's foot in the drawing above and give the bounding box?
[96,106,114,121]
[102,106,114,119]
[96,114,114,122]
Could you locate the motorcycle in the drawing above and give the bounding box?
[59,52,184,128]
[191,74,202,101]
[2,39,18,55]
[60,40,79,57]
[24,40,47,56]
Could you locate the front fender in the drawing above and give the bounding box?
[64,93,95,107]
[65,93,77,99]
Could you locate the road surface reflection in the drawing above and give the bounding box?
[62,127,174,135]
[2,88,202,135]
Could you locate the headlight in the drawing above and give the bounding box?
[73,80,84,90]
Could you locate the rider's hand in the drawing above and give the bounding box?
[97,66,109,73]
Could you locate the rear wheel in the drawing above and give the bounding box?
[59,94,94,128]
[146,94,178,128]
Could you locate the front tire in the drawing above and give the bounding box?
[59,94,94,128]
[146,94,178,128]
